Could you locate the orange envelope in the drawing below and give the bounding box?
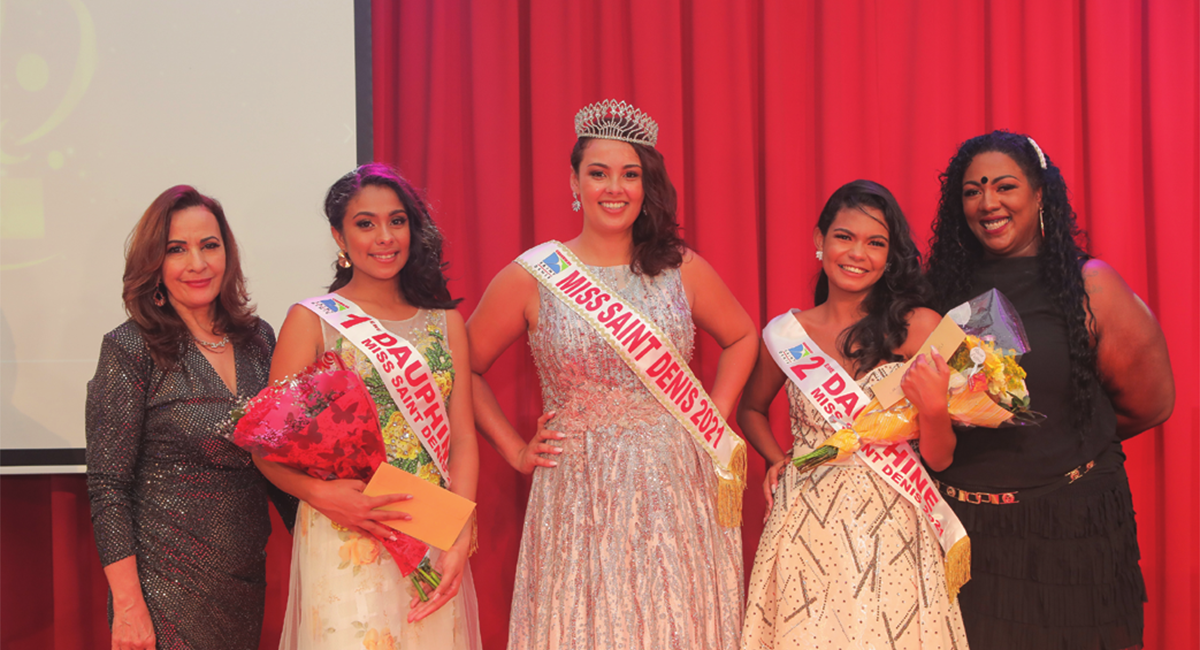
[871,316,967,409]
[363,463,476,551]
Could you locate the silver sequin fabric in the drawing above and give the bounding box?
[741,363,969,649]
[86,319,289,649]
[509,265,744,650]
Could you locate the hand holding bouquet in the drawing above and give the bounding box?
[793,289,1042,472]
[228,352,441,593]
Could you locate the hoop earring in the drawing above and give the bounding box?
[1039,207,1045,238]
[815,250,823,261]
[572,193,581,212]
[152,284,166,307]
[337,250,352,269]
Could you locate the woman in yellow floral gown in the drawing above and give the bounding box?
[256,164,482,649]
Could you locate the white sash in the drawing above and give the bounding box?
[763,310,970,600]
[301,294,452,484]
[516,241,746,527]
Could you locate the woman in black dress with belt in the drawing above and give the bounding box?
[86,185,294,649]
[925,131,1174,650]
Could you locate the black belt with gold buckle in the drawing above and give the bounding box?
[935,459,1097,505]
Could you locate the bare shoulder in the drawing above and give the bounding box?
[279,303,323,338]
[678,247,706,271]
[906,307,943,334]
[475,261,538,307]
[442,308,470,358]
[443,307,468,343]
[470,261,539,320]
[678,248,718,286]
[1081,258,1144,322]
[467,261,540,371]
[898,307,942,356]
[1082,258,1133,299]
[443,307,466,330]
[270,304,326,381]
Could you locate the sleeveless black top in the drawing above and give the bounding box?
[931,256,1119,491]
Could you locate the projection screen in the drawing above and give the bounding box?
[0,0,363,473]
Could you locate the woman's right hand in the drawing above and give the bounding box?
[305,478,413,540]
[110,599,155,650]
[763,457,789,519]
[512,411,565,475]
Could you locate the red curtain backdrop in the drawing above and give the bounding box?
[1,2,1195,649]
[370,1,1198,648]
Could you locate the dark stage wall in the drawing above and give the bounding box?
[2,1,1196,649]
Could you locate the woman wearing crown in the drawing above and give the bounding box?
[468,100,757,649]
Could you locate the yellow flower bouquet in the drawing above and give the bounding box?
[793,289,1043,472]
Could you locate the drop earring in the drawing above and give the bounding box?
[337,250,352,269]
[152,284,166,307]
[815,250,823,261]
[572,193,581,212]
[1039,207,1045,238]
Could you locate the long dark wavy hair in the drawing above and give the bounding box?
[925,130,1095,438]
[123,185,261,370]
[570,126,686,277]
[815,179,931,376]
[325,163,461,309]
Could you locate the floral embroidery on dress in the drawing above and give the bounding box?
[337,531,383,575]
[361,626,396,649]
[334,323,453,490]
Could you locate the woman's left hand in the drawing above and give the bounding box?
[762,457,789,521]
[900,348,951,416]
[407,543,469,623]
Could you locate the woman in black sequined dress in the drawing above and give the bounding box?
[86,185,294,650]
[925,132,1174,650]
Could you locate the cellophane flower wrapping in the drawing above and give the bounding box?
[229,351,429,575]
[795,288,1043,471]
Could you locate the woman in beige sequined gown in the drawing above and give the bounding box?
[738,180,968,649]
[468,101,758,649]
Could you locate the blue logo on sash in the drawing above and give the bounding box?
[780,343,812,363]
[318,298,348,313]
[534,251,572,277]
[542,252,570,274]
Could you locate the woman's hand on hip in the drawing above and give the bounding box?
[513,411,565,475]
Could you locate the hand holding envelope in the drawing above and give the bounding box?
[364,463,477,551]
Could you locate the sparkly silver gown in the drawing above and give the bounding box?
[86,320,291,649]
[509,265,744,650]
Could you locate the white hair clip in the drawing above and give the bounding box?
[1027,137,1048,170]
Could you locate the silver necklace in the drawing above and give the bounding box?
[194,335,230,352]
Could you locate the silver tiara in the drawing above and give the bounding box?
[574,99,659,147]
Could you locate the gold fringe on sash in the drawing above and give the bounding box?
[716,443,747,527]
[944,535,971,603]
